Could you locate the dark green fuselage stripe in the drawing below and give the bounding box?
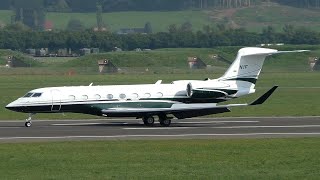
[226,78,257,84]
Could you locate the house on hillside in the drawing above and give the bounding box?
[187,57,207,69]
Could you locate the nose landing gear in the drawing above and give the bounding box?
[25,113,35,127]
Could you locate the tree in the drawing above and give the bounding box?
[168,24,178,33]
[4,22,30,31]
[180,21,193,32]
[144,22,152,34]
[262,25,276,43]
[12,0,46,30]
[96,2,104,30]
[66,19,86,31]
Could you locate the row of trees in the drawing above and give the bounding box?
[0,24,319,51]
[276,0,320,8]
[2,0,320,12]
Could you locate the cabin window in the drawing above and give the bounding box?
[156,92,163,98]
[107,94,113,100]
[82,95,88,100]
[119,94,126,99]
[68,95,76,100]
[23,93,33,98]
[32,93,42,97]
[94,94,101,100]
[132,93,139,99]
[144,93,151,98]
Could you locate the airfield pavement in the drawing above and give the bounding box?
[0,116,320,142]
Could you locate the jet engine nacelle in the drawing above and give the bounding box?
[186,82,235,99]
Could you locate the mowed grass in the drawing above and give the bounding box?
[1,72,320,120]
[2,3,320,32]
[0,138,320,179]
[49,10,210,32]
[60,46,314,71]
[233,4,320,32]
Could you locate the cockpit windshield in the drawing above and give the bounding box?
[32,93,42,97]
[23,92,42,98]
[23,93,33,98]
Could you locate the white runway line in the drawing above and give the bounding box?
[124,124,320,130]
[0,127,23,129]
[177,121,259,124]
[211,125,320,129]
[1,133,320,140]
[51,122,129,126]
[1,116,320,123]
[123,127,195,130]
[51,121,258,127]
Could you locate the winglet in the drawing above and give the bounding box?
[250,86,278,106]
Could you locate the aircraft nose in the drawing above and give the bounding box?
[5,102,24,112]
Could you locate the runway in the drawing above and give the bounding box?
[1,116,320,142]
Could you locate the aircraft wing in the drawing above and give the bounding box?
[101,86,278,119]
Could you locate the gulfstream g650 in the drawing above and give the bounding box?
[6,47,307,127]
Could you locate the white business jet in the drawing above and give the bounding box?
[6,47,307,127]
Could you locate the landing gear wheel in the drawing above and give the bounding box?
[24,113,34,127]
[160,119,171,127]
[143,116,155,126]
[25,121,32,127]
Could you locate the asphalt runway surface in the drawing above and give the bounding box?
[1,116,320,142]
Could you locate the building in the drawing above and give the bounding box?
[187,57,207,69]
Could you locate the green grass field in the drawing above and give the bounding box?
[0,138,319,179]
[232,4,320,32]
[2,4,320,32]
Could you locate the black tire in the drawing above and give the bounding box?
[25,121,32,127]
[160,119,171,127]
[143,116,154,126]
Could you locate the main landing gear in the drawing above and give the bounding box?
[142,115,172,127]
[25,113,35,127]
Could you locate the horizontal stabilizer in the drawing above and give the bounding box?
[250,86,278,106]
[214,86,278,109]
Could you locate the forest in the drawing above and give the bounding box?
[0,24,318,51]
[1,0,320,11]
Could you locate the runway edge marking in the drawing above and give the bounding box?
[1,133,320,140]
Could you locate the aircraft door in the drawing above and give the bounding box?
[51,89,61,111]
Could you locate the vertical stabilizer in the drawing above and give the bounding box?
[218,47,308,96]
[219,47,277,84]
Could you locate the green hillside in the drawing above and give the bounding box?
[48,11,209,32]
[0,49,40,67]
[0,45,315,75]
[59,46,313,72]
[1,4,320,32]
[232,4,320,32]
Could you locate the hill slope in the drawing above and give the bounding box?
[1,4,320,32]
[59,46,315,72]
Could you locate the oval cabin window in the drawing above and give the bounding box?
[68,95,75,100]
[156,92,163,98]
[119,94,126,99]
[144,93,151,98]
[82,95,88,100]
[94,94,101,100]
[132,93,139,99]
[107,94,113,100]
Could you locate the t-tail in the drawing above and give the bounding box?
[218,47,308,97]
